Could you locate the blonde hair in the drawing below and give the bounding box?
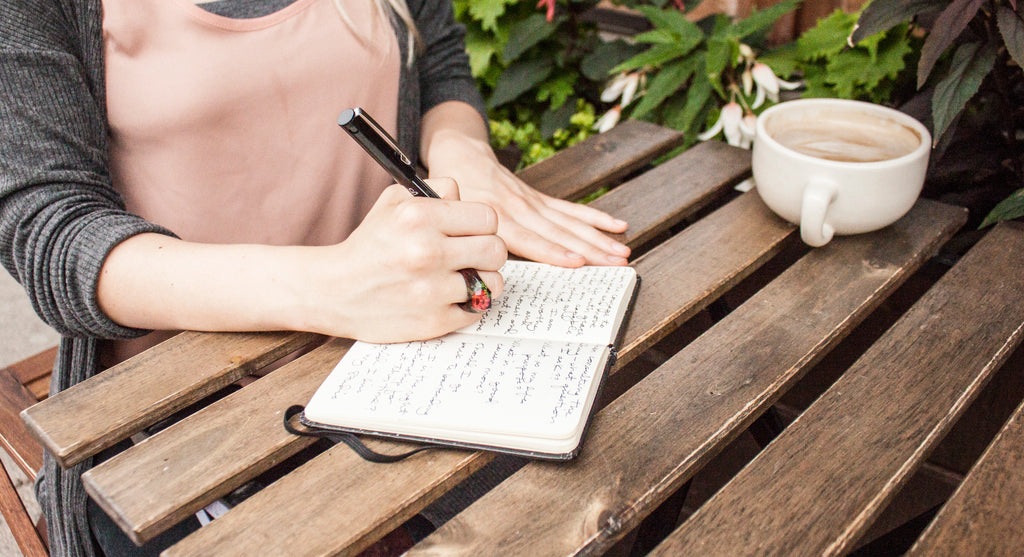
[332,0,421,66]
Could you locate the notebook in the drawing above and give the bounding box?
[299,260,639,460]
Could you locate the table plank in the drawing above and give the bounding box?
[652,221,1024,557]
[161,192,797,556]
[518,119,684,202]
[22,331,321,468]
[908,396,1024,555]
[405,199,967,556]
[81,338,352,544]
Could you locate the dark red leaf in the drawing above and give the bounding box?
[917,0,985,89]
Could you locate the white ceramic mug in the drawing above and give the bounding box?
[752,98,931,247]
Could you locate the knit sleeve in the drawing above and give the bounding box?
[0,0,174,339]
[411,0,488,125]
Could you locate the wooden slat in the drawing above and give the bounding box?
[22,330,320,468]
[4,346,55,400]
[908,395,1024,556]
[652,222,1024,557]
[518,119,684,201]
[405,199,966,556]
[589,140,750,250]
[82,338,351,545]
[163,194,796,556]
[0,462,47,557]
[0,369,43,479]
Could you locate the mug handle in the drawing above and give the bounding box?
[800,178,838,247]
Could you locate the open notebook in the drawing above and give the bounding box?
[300,260,639,460]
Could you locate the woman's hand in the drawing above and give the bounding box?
[421,102,630,268]
[97,179,506,344]
[315,179,506,342]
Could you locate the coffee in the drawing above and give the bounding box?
[766,110,921,163]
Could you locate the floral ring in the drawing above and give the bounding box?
[458,269,491,313]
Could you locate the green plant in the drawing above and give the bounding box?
[758,9,917,105]
[598,0,802,147]
[489,99,598,170]
[850,0,1024,227]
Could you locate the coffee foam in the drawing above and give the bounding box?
[765,109,921,163]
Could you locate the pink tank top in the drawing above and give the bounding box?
[103,0,401,246]
[100,0,400,364]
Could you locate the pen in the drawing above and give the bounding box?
[338,107,492,313]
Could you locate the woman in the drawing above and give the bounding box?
[0,0,630,554]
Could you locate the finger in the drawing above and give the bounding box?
[533,203,632,260]
[544,197,629,234]
[442,235,508,273]
[419,199,499,237]
[501,207,629,266]
[425,177,460,200]
[499,221,588,268]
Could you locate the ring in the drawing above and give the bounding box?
[458,269,491,313]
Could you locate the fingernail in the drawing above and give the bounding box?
[612,242,630,256]
[613,218,628,227]
[607,255,628,265]
[566,251,584,260]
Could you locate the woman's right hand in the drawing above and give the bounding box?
[303,179,507,343]
[97,179,506,344]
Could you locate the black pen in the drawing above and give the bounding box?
[338,107,491,313]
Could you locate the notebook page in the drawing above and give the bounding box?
[459,261,637,344]
[304,333,608,441]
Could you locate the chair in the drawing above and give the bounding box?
[1,346,55,557]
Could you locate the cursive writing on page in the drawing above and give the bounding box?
[317,334,607,439]
[461,262,635,344]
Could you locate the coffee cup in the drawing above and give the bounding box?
[752,98,931,247]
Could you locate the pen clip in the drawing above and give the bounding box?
[356,108,411,167]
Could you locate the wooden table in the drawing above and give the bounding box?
[21,120,1024,556]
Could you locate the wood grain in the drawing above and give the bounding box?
[81,338,352,545]
[518,119,684,202]
[591,140,751,250]
[154,192,796,556]
[651,222,1024,557]
[22,330,321,468]
[0,369,42,479]
[406,200,966,557]
[908,396,1024,556]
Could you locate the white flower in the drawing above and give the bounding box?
[594,105,622,133]
[738,113,757,149]
[750,62,800,107]
[697,102,743,146]
[601,72,642,107]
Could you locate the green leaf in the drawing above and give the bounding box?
[633,28,678,45]
[735,0,801,39]
[705,36,730,77]
[918,0,985,88]
[824,26,913,98]
[469,0,512,32]
[488,58,554,109]
[631,59,695,119]
[980,187,1024,228]
[757,43,800,79]
[997,5,1024,69]
[667,56,713,137]
[540,97,578,137]
[637,5,703,42]
[465,28,499,78]
[851,0,940,43]
[503,13,561,64]
[796,10,856,61]
[536,71,576,110]
[931,41,998,144]
[612,43,688,73]
[581,40,645,81]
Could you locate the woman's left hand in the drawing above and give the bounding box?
[422,103,631,268]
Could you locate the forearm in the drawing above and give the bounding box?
[96,233,314,334]
[420,100,493,172]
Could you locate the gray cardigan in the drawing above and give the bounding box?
[0,0,485,554]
